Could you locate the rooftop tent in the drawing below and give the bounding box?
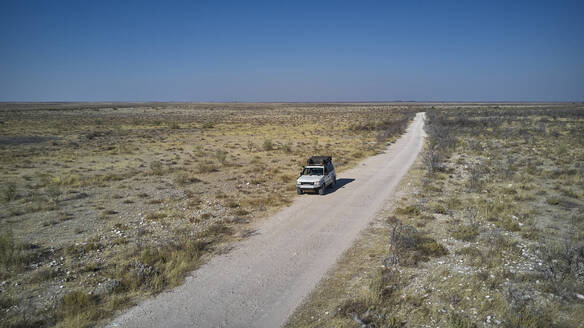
[307,156,332,165]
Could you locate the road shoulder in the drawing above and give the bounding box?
[284,157,424,327]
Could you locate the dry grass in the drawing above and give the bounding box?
[287,103,584,328]
[0,102,417,327]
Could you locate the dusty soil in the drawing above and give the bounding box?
[107,113,425,327]
[0,103,417,327]
[286,103,584,328]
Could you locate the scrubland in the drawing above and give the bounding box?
[287,103,584,327]
[0,102,415,328]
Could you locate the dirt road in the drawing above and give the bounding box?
[109,112,426,328]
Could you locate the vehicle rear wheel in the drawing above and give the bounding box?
[318,186,325,195]
[297,188,303,195]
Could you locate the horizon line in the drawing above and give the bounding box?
[1,100,583,104]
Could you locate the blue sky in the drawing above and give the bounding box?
[0,0,582,101]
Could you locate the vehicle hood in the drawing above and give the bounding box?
[297,175,324,183]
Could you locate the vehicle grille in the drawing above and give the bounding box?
[300,182,314,185]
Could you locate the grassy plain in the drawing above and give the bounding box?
[286,103,584,327]
[0,102,416,327]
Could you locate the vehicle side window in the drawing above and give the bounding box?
[324,167,328,174]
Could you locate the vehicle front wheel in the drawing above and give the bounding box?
[332,177,336,187]
[297,188,303,195]
[318,186,326,195]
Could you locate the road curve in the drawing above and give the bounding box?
[109,112,426,328]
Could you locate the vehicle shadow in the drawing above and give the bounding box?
[328,178,355,193]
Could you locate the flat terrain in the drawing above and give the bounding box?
[108,113,425,328]
[287,103,584,327]
[5,103,582,328]
[0,103,416,328]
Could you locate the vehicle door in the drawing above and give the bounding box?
[323,166,331,185]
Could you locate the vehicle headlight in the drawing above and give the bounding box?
[314,180,321,186]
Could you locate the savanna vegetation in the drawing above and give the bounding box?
[286,103,584,327]
[0,102,416,328]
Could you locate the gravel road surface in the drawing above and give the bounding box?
[109,112,426,328]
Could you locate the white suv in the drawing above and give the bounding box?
[296,156,336,195]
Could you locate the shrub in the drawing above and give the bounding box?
[0,294,15,309]
[456,247,484,266]
[145,212,167,221]
[283,141,293,153]
[234,208,250,216]
[390,224,447,266]
[167,122,180,129]
[497,217,521,232]
[198,162,218,173]
[115,143,133,154]
[0,230,29,272]
[448,313,477,328]
[451,225,479,241]
[370,268,401,302]
[395,205,421,217]
[263,139,274,151]
[201,222,232,240]
[468,162,484,191]
[215,150,228,165]
[247,141,255,151]
[31,267,59,283]
[432,204,448,214]
[187,196,201,208]
[174,172,201,186]
[2,182,17,202]
[226,200,239,208]
[57,290,96,321]
[546,197,561,206]
[422,145,441,175]
[521,227,539,240]
[150,161,163,175]
[52,174,81,186]
[173,172,189,185]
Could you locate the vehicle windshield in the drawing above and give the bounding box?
[302,167,323,176]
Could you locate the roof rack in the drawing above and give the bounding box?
[307,156,332,165]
